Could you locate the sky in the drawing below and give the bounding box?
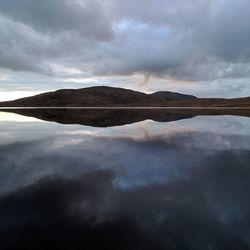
[1,0,250,100]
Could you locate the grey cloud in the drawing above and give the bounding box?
[0,14,101,75]
[0,0,113,40]
[0,15,52,74]
[0,0,250,83]
[97,0,250,80]
[83,0,250,82]
[106,0,250,61]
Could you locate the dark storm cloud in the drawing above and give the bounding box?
[1,0,250,84]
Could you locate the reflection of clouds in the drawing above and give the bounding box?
[138,126,151,140]
[1,113,250,149]
[1,116,250,248]
[1,157,250,249]
[144,115,250,137]
[58,130,97,136]
[1,128,250,196]
[0,111,43,122]
[149,131,250,152]
[0,135,180,194]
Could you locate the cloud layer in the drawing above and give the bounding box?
[0,0,250,91]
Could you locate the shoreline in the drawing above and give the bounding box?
[1,107,250,110]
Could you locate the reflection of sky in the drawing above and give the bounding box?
[0,113,250,195]
[1,112,250,149]
[1,114,250,249]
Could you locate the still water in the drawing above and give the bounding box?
[1,110,250,249]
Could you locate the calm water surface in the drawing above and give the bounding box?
[1,111,250,249]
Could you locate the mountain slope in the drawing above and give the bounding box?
[0,87,149,107]
[149,91,197,100]
[0,86,197,107]
[0,86,250,107]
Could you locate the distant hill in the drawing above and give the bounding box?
[149,91,197,100]
[0,86,250,107]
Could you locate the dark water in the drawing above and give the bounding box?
[1,111,250,249]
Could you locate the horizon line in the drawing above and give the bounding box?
[0,107,250,110]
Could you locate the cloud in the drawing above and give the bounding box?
[0,0,250,86]
[0,0,113,40]
[97,0,250,80]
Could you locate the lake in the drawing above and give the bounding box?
[1,110,250,249]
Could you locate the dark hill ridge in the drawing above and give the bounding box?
[149,91,197,100]
[0,86,148,107]
[0,86,197,107]
[0,86,250,107]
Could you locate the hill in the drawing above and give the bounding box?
[149,91,197,100]
[0,86,250,107]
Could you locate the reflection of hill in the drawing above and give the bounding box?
[1,108,250,127]
[0,109,195,127]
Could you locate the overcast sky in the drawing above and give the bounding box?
[1,0,250,100]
